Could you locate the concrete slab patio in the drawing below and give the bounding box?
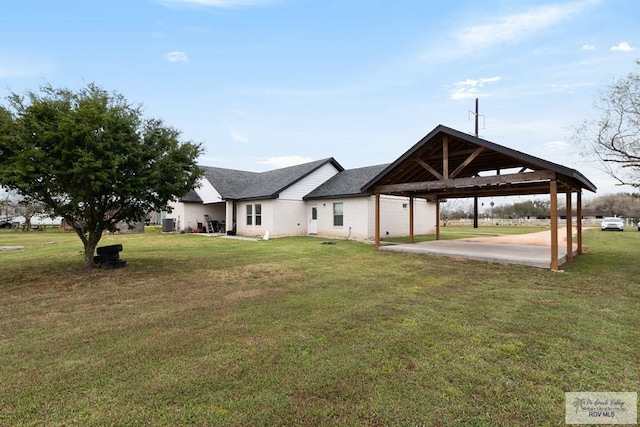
[378,227,581,269]
[380,240,576,269]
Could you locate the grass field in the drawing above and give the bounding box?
[1,226,638,426]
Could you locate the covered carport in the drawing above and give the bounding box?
[362,125,597,270]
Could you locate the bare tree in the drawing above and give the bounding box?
[0,188,19,228]
[15,197,46,231]
[585,192,640,218]
[574,60,640,188]
[440,199,473,220]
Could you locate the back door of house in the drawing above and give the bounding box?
[309,206,318,234]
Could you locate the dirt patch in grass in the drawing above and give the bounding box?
[458,226,584,247]
[222,289,266,304]
[213,263,299,282]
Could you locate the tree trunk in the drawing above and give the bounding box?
[69,223,100,268]
[83,232,103,268]
[67,217,105,268]
[23,216,32,232]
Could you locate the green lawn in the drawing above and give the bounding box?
[1,228,638,426]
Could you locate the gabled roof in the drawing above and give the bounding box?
[235,158,343,200]
[181,158,344,202]
[362,124,596,199]
[180,167,257,203]
[304,164,389,200]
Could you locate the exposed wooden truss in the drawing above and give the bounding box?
[367,131,586,199]
[365,125,597,271]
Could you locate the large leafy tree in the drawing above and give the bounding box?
[0,84,203,267]
[574,60,640,188]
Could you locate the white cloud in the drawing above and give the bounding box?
[229,131,249,144]
[165,51,189,62]
[457,0,598,54]
[610,42,636,52]
[543,140,568,151]
[158,0,275,7]
[450,76,501,100]
[258,156,314,168]
[582,44,596,50]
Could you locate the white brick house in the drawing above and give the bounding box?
[168,159,437,240]
[303,165,435,240]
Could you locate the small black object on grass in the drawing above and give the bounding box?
[95,244,126,268]
[320,241,336,245]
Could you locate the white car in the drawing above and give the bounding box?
[601,217,624,231]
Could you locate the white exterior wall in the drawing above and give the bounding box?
[10,215,63,226]
[272,199,308,236]
[231,164,340,237]
[414,198,437,235]
[312,195,437,241]
[182,203,221,232]
[313,197,371,240]
[235,199,274,237]
[206,203,227,230]
[167,200,224,232]
[279,163,340,200]
[373,196,436,238]
[234,199,310,237]
[167,200,186,230]
[170,193,436,238]
[225,200,235,233]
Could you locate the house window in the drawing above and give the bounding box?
[246,204,253,226]
[255,204,262,226]
[333,202,343,227]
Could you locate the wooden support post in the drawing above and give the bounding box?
[435,196,441,240]
[473,197,478,229]
[409,197,415,244]
[577,191,583,255]
[375,193,381,249]
[550,179,559,271]
[566,191,573,263]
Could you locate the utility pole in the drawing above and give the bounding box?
[475,97,479,137]
[473,98,479,229]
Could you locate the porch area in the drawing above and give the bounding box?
[378,226,581,269]
[379,239,576,269]
[362,125,597,271]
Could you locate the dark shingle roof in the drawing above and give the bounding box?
[180,167,258,202]
[304,164,389,200]
[202,167,259,199]
[234,158,343,200]
[180,190,202,203]
[181,158,344,202]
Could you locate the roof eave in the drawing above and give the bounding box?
[304,192,370,201]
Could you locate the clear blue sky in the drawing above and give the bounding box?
[2,0,640,198]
